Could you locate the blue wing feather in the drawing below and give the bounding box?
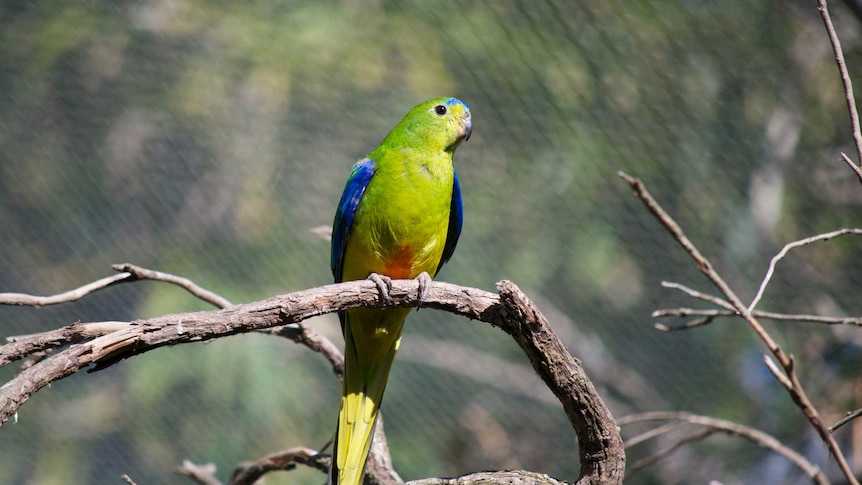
[331,158,376,283]
[436,170,463,275]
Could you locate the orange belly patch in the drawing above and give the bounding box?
[381,245,416,279]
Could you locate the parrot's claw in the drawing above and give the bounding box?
[416,272,432,305]
[367,273,393,304]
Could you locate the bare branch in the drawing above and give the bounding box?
[830,407,862,432]
[653,315,716,331]
[0,278,624,485]
[408,470,569,485]
[748,228,862,312]
[653,307,862,330]
[818,0,862,184]
[1,268,398,485]
[229,447,328,485]
[841,152,862,183]
[651,280,733,331]
[0,263,231,309]
[112,263,233,309]
[659,281,734,311]
[764,355,794,391]
[627,428,715,476]
[3,321,129,366]
[176,460,222,485]
[178,421,400,485]
[495,280,626,483]
[620,412,828,485]
[623,420,689,448]
[0,273,132,306]
[619,171,856,484]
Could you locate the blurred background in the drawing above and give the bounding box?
[2,1,862,484]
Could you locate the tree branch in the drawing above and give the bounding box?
[830,407,862,432]
[494,281,625,483]
[0,273,132,306]
[619,171,857,484]
[0,278,624,484]
[654,307,862,330]
[0,263,233,308]
[230,447,328,484]
[409,470,569,485]
[627,428,715,477]
[818,0,862,185]
[176,461,222,485]
[748,228,862,312]
[112,263,234,308]
[619,412,828,485]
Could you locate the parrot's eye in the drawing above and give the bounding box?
[434,105,447,115]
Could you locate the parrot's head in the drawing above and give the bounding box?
[393,97,472,154]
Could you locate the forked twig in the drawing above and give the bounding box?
[627,428,715,476]
[176,461,222,485]
[113,263,233,308]
[230,447,329,485]
[654,307,862,331]
[660,281,735,310]
[0,273,132,306]
[620,412,828,484]
[747,228,862,312]
[619,171,857,484]
[818,0,862,184]
[830,407,862,432]
[0,263,232,309]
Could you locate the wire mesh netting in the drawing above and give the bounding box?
[2,1,862,484]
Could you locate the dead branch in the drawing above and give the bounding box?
[494,281,625,482]
[654,308,862,330]
[120,474,138,485]
[0,277,624,485]
[189,458,567,485]
[818,0,862,184]
[618,171,857,484]
[619,412,828,485]
[748,228,862,312]
[112,263,234,308]
[0,263,232,308]
[3,321,129,366]
[653,276,862,330]
[179,419,398,485]
[627,428,715,477]
[0,273,132,306]
[176,461,222,485]
[1,264,398,485]
[408,470,569,485]
[230,447,328,484]
[830,407,862,432]
[659,281,735,311]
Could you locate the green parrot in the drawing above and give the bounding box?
[329,97,472,485]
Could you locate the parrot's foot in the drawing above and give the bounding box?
[367,272,393,304]
[415,271,432,305]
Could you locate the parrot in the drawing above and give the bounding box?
[329,97,472,485]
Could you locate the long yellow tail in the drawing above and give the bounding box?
[330,307,408,485]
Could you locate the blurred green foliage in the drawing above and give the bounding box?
[2,0,862,484]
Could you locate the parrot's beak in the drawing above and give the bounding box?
[460,110,473,142]
[446,107,472,152]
